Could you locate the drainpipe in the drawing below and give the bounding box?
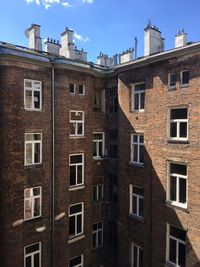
[50,56,55,267]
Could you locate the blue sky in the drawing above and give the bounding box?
[0,0,200,62]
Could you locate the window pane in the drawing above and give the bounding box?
[34,198,41,217]
[93,223,97,231]
[132,195,137,214]
[93,142,97,157]
[33,187,40,196]
[70,155,82,164]
[69,217,75,235]
[135,84,145,91]
[69,256,82,267]
[34,253,40,267]
[77,165,83,184]
[69,83,75,93]
[79,84,84,94]
[134,93,139,110]
[169,238,177,263]
[34,91,40,109]
[70,204,82,214]
[33,134,41,140]
[170,122,177,137]
[98,142,103,157]
[34,143,40,163]
[93,133,103,140]
[25,199,32,219]
[98,230,102,246]
[25,244,40,254]
[182,71,189,85]
[170,109,187,120]
[139,198,143,217]
[25,189,31,198]
[77,214,82,233]
[133,135,138,143]
[169,73,176,87]
[133,246,138,267]
[70,123,76,135]
[93,233,97,248]
[139,248,143,267]
[170,176,177,201]
[178,242,186,267]
[93,186,97,201]
[70,166,76,186]
[133,187,143,195]
[180,122,187,138]
[26,144,32,165]
[133,144,138,162]
[71,112,83,120]
[170,226,186,241]
[140,92,145,109]
[25,257,31,267]
[170,163,187,176]
[139,145,144,163]
[179,178,186,204]
[77,123,83,135]
[25,90,32,109]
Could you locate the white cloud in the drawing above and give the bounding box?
[62,2,72,7]
[82,0,94,3]
[25,0,72,8]
[74,32,90,43]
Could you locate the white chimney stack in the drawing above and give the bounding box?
[97,53,114,67]
[175,30,187,48]
[44,38,61,55]
[60,28,75,60]
[25,24,42,51]
[144,24,164,56]
[120,48,134,64]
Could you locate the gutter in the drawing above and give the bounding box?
[50,56,55,267]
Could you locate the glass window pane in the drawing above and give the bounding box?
[132,195,137,214]
[25,199,32,219]
[99,142,103,157]
[182,71,189,85]
[170,163,187,176]
[25,244,39,254]
[133,144,138,162]
[139,145,144,163]
[93,133,103,140]
[171,109,187,120]
[69,217,75,235]
[70,123,76,135]
[34,143,40,163]
[34,198,41,217]
[34,253,40,267]
[25,256,31,267]
[70,204,82,214]
[140,92,145,109]
[79,84,84,94]
[25,90,32,109]
[170,176,177,201]
[70,166,76,186]
[26,144,32,165]
[139,248,143,267]
[93,186,97,201]
[133,246,138,266]
[134,93,139,110]
[70,155,82,164]
[133,187,143,195]
[135,84,145,91]
[69,83,75,94]
[77,214,82,233]
[180,122,187,138]
[178,242,186,267]
[169,73,176,87]
[69,256,81,267]
[77,123,83,135]
[139,198,143,217]
[170,122,177,137]
[93,142,97,157]
[179,178,186,204]
[170,226,186,241]
[169,238,177,263]
[77,165,83,184]
[93,233,96,248]
[98,230,102,246]
[33,187,40,196]
[34,91,40,109]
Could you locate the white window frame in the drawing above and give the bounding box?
[168,73,176,89]
[93,132,105,159]
[24,79,42,111]
[167,162,187,209]
[180,70,189,86]
[166,224,186,267]
[92,221,103,249]
[130,134,144,165]
[131,83,145,112]
[131,243,143,267]
[25,133,42,166]
[168,108,188,141]
[93,184,104,202]
[129,185,144,218]
[69,83,76,94]
[78,84,85,95]
[69,202,84,238]
[68,254,84,267]
[24,242,41,267]
[69,153,84,188]
[69,110,84,137]
[24,187,42,221]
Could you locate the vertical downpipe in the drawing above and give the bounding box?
[50,57,55,267]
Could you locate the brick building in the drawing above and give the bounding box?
[0,23,200,267]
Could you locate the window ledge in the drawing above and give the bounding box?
[166,202,189,213]
[68,234,85,244]
[128,214,144,223]
[24,164,43,169]
[165,261,176,267]
[69,136,85,139]
[24,109,42,112]
[68,185,85,191]
[167,139,189,144]
[180,84,189,88]
[93,157,106,161]
[167,86,176,91]
[23,216,43,223]
[129,161,144,168]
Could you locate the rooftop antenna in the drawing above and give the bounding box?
[134,37,138,59]
[147,19,152,28]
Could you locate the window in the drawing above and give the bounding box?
[168,73,176,89]
[92,221,103,249]
[93,90,105,112]
[24,187,42,220]
[70,111,84,137]
[109,88,118,113]
[24,242,41,267]
[68,255,83,267]
[78,84,85,95]
[132,83,145,111]
[93,133,105,159]
[169,108,188,141]
[93,184,104,202]
[69,203,84,238]
[167,225,186,267]
[167,162,187,208]
[108,130,118,158]
[69,154,84,187]
[69,83,76,94]
[129,185,144,218]
[25,133,42,166]
[180,70,189,86]
[131,134,144,165]
[131,243,143,267]
[24,79,42,111]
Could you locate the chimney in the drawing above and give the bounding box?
[60,27,75,60]
[44,38,61,55]
[144,23,164,56]
[96,53,114,67]
[120,48,134,64]
[25,24,42,51]
[74,47,87,62]
[175,30,187,48]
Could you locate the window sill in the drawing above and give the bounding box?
[166,202,189,213]
[23,216,43,223]
[130,109,145,113]
[68,234,85,244]
[128,214,144,223]
[167,86,176,91]
[68,185,85,191]
[24,108,42,112]
[92,245,103,251]
[69,136,85,139]
[24,164,43,169]
[167,139,189,144]
[180,84,189,88]
[129,161,144,168]
[165,261,177,267]
[93,157,105,161]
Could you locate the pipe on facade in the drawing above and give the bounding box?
[50,56,55,267]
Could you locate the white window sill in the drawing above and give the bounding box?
[128,213,144,223]
[24,108,42,112]
[24,163,42,169]
[68,185,85,191]
[93,157,105,161]
[167,139,189,144]
[68,234,85,244]
[180,83,189,88]
[166,201,189,213]
[69,135,85,139]
[167,86,176,91]
[129,161,144,168]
